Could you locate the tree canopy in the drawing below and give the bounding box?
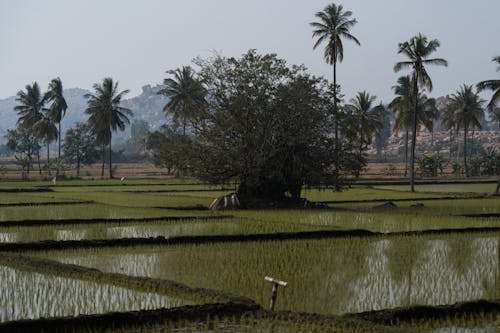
[190,50,340,206]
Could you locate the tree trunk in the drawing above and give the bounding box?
[404,130,409,177]
[47,142,51,176]
[57,122,61,176]
[37,150,42,175]
[448,128,453,163]
[332,51,340,191]
[101,142,105,178]
[76,152,81,177]
[109,133,113,179]
[463,124,468,177]
[410,74,419,192]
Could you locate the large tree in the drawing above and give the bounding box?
[45,77,68,174]
[63,123,99,177]
[394,34,447,191]
[85,78,132,179]
[5,126,39,177]
[310,3,360,176]
[192,51,338,206]
[448,85,485,177]
[157,66,207,135]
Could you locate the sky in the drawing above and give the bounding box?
[0,0,499,102]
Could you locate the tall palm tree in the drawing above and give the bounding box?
[345,91,384,157]
[478,57,500,193]
[85,78,132,179]
[46,77,68,174]
[310,3,360,174]
[394,34,447,191]
[448,85,484,177]
[14,82,46,174]
[157,66,207,136]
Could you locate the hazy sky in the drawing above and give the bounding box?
[1,0,499,102]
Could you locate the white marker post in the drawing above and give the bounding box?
[264,276,288,311]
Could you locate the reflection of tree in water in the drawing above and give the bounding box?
[446,237,475,277]
[384,236,427,306]
[318,237,376,313]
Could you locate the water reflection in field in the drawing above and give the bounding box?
[46,232,499,315]
[0,266,190,322]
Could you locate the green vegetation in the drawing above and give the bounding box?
[35,232,499,315]
[0,265,189,322]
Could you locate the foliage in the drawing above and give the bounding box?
[85,78,133,179]
[447,84,485,177]
[476,56,500,114]
[45,77,68,167]
[157,66,207,135]
[416,154,444,177]
[5,126,40,176]
[191,50,340,205]
[394,33,447,191]
[469,148,500,177]
[147,124,193,175]
[63,123,100,176]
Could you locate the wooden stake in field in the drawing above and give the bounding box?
[264,276,288,311]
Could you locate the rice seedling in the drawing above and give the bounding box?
[301,187,446,202]
[374,183,497,194]
[0,203,219,222]
[0,265,191,323]
[333,198,500,216]
[35,232,499,316]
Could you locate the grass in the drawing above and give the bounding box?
[34,232,499,315]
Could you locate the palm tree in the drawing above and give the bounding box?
[448,85,485,177]
[33,112,58,175]
[46,77,68,174]
[477,56,500,115]
[441,100,457,164]
[310,3,360,174]
[394,34,447,191]
[157,66,207,136]
[345,91,384,157]
[389,76,413,176]
[14,82,46,174]
[85,78,132,179]
[389,76,438,176]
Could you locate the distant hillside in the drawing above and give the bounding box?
[0,85,170,145]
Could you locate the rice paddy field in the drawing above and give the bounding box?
[0,178,498,332]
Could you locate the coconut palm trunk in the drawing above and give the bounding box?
[410,74,419,192]
[463,124,468,177]
[109,132,113,179]
[47,143,51,175]
[101,142,105,178]
[404,130,409,176]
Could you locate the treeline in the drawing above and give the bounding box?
[4,3,500,199]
